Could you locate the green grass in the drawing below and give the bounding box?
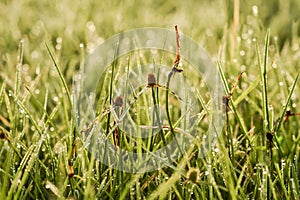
[1,0,300,199]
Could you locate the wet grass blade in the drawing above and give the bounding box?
[217,62,249,141]
[45,42,72,107]
[256,30,270,132]
[233,66,272,106]
[7,138,45,200]
[274,69,300,132]
[14,138,44,200]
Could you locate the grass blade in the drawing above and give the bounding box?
[13,137,44,200]
[45,42,72,107]
[217,62,249,141]
[274,69,300,132]
[256,30,270,132]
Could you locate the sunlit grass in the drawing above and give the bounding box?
[1,0,300,199]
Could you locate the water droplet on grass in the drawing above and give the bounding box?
[281,159,286,167]
[240,50,245,56]
[252,5,258,16]
[271,63,277,70]
[262,170,267,175]
[242,33,248,40]
[86,21,96,32]
[55,44,61,50]
[31,51,39,59]
[214,148,219,153]
[53,96,59,102]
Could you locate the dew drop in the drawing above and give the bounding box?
[240,50,245,56]
[31,51,39,59]
[252,5,258,16]
[86,21,96,32]
[53,96,59,102]
[242,33,248,40]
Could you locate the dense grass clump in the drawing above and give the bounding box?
[1,0,300,199]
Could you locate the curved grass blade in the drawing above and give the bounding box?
[45,42,72,107]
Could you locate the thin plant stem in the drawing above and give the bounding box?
[104,40,119,162]
[150,86,172,163]
[165,25,183,156]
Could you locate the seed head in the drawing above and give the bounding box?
[187,167,200,184]
[147,73,157,87]
[114,96,124,107]
[0,131,5,139]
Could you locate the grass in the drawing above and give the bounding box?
[1,0,300,199]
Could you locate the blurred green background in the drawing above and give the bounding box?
[0,0,299,59]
